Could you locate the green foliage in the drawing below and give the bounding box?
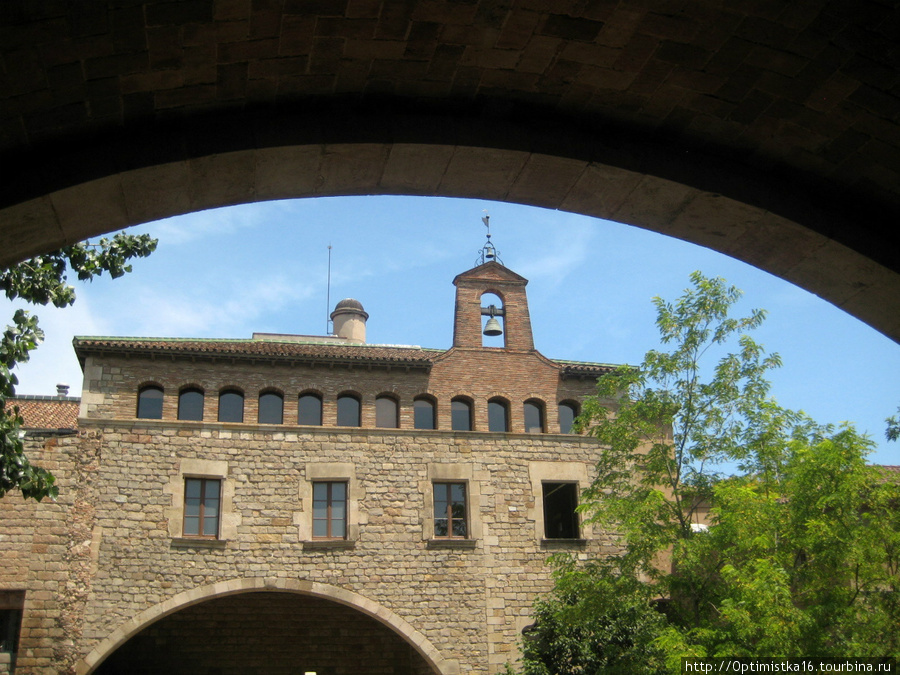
[0,232,156,501]
[517,557,667,675]
[887,407,900,443]
[510,272,900,673]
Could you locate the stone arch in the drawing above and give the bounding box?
[1,137,897,343]
[76,577,456,675]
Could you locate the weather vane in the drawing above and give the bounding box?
[476,211,503,266]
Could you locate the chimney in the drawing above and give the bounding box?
[56,383,70,397]
[330,299,368,343]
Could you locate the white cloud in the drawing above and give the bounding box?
[516,216,596,290]
[143,202,274,246]
[102,270,319,338]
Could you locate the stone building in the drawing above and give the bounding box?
[0,257,619,675]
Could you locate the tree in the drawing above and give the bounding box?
[0,233,156,501]
[887,407,900,443]
[512,272,900,673]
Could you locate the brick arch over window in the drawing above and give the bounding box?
[75,577,452,675]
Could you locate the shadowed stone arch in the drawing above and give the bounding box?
[1,2,898,341]
[2,134,897,343]
[76,577,456,675]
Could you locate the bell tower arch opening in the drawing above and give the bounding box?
[480,291,505,348]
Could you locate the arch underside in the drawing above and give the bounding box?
[77,578,454,675]
[0,2,898,341]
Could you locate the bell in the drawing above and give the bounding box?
[483,316,503,336]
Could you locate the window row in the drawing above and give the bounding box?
[138,385,581,433]
[180,477,581,543]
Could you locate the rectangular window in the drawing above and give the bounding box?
[433,482,467,538]
[0,590,24,671]
[543,482,579,539]
[313,481,347,539]
[183,478,221,538]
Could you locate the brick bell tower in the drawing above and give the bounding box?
[451,217,535,352]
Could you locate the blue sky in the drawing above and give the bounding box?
[5,195,899,465]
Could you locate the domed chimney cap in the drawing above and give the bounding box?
[332,298,368,317]
[330,298,368,342]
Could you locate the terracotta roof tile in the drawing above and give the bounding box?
[73,337,439,368]
[72,336,615,376]
[9,397,79,430]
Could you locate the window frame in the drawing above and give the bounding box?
[136,384,164,419]
[524,399,545,433]
[302,463,359,547]
[182,477,222,540]
[312,480,348,540]
[450,397,473,431]
[541,481,580,540]
[258,390,284,424]
[165,459,234,546]
[217,388,244,423]
[487,397,510,432]
[177,387,204,421]
[336,392,361,427]
[432,481,468,539]
[413,396,436,430]
[297,392,323,426]
[528,461,591,544]
[375,394,399,429]
[0,590,24,667]
[422,464,481,547]
[558,400,579,434]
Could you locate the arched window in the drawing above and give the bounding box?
[524,399,545,433]
[177,387,204,421]
[488,397,509,432]
[559,401,579,434]
[337,393,361,427]
[451,397,472,431]
[413,396,436,430]
[137,385,164,419]
[298,393,323,426]
[375,395,399,428]
[218,389,244,423]
[258,391,283,424]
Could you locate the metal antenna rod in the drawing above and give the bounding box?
[326,244,332,334]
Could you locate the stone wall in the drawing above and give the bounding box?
[3,417,614,674]
[79,347,600,435]
[4,319,618,674]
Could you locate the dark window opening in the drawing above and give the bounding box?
[177,388,204,421]
[488,398,509,432]
[559,401,578,434]
[313,481,347,539]
[375,396,398,428]
[336,394,361,427]
[451,398,472,431]
[183,478,221,538]
[298,394,323,426]
[543,482,579,539]
[0,590,24,672]
[258,392,283,424]
[434,482,467,538]
[524,400,544,433]
[218,390,244,423]
[414,398,435,430]
[137,385,163,419]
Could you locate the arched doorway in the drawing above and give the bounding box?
[78,579,453,675]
